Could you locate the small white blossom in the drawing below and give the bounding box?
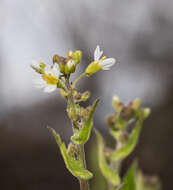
[94,45,116,70]
[33,64,61,93]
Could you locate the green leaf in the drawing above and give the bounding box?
[110,118,143,162]
[120,161,137,190]
[48,127,93,180]
[95,129,120,187]
[71,99,99,145]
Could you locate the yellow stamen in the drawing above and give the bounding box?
[101,56,106,61]
[42,74,59,85]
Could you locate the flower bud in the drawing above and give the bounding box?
[73,50,82,65]
[68,107,78,121]
[67,50,82,65]
[79,107,89,119]
[106,115,115,128]
[81,91,90,102]
[65,60,76,74]
[131,98,141,111]
[53,54,66,73]
[53,54,60,63]
[112,96,123,113]
[143,108,151,119]
[31,61,46,74]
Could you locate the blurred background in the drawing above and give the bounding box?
[0,0,173,189]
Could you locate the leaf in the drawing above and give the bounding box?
[95,129,120,187]
[48,127,93,180]
[71,99,99,145]
[120,161,137,190]
[110,118,143,162]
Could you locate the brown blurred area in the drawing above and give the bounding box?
[0,1,173,190]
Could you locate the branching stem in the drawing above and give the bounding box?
[72,73,86,89]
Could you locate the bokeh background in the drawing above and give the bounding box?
[0,0,173,189]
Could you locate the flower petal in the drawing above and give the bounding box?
[99,58,116,70]
[44,65,52,75]
[44,64,60,78]
[31,60,40,68]
[33,77,46,88]
[52,64,60,78]
[44,85,57,93]
[94,45,103,61]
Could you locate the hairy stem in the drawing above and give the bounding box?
[79,144,90,190]
[65,77,89,190]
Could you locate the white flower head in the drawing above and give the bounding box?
[94,45,116,70]
[33,64,61,93]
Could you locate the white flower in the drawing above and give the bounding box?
[85,45,116,76]
[33,64,61,93]
[94,45,116,70]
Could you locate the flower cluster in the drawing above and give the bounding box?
[31,45,116,93]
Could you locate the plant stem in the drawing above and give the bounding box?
[78,144,90,190]
[72,73,86,89]
[65,77,90,190]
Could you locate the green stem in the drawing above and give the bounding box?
[72,73,86,89]
[79,144,90,190]
[65,77,89,190]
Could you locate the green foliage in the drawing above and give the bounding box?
[95,129,121,187]
[71,99,99,145]
[110,118,143,162]
[120,161,137,190]
[48,127,93,180]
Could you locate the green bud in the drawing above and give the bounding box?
[132,98,141,111]
[143,108,151,119]
[67,50,82,65]
[59,63,65,73]
[53,54,66,73]
[65,60,76,75]
[68,106,78,121]
[79,107,89,119]
[106,115,115,128]
[53,54,60,63]
[73,50,82,65]
[112,96,123,113]
[81,91,90,102]
[31,62,46,74]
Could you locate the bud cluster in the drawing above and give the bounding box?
[106,96,150,143]
[53,50,82,75]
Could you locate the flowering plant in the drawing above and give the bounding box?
[31,46,161,190]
